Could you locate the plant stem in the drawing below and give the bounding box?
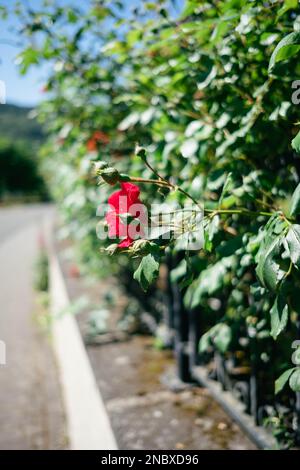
[143,159,166,183]
[176,187,203,210]
[129,176,170,187]
[138,155,203,209]
[127,175,294,222]
[205,208,274,218]
[284,260,293,279]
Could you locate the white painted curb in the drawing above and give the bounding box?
[48,230,118,450]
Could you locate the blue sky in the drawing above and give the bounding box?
[0,38,47,107]
[0,0,183,108]
[0,0,92,107]
[1,2,45,107]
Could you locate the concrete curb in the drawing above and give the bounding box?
[48,229,118,450]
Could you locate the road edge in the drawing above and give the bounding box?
[48,224,118,451]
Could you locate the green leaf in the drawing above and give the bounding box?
[286,224,300,266]
[211,19,232,45]
[203,216,219,252]
[185,256,236,308]
[289,368,300,392]
[291,130,300,153]
[219,172,233,208]
[277,0,298,18]
[199,323,232,354]
[118,112,140,131]
[170,259,187,283]
[180,139,199,158]
[16,48,40,74]
[213,323,232,353]
[275,368,296,394]
[269,32,300,73]
[290,183,300,216]
[67,9,79,23]
[217,235,243,257]
[133,253,160,292]
[292,347,300,366]
[199,330,211,353]
[256,236,284,291]
[270,293,289,339]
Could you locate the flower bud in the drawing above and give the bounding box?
[101,167,120,185]
[103,243,119,255]
[135,144,146,159]
[93,161,109,176]
[131,239,150,253]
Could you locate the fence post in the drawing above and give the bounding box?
[188,307,201,370]
[169,254,192,383]
[249,332,259,425]
[166,253,175,334]
[295,318,300,445]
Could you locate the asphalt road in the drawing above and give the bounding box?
[0,204,67,449]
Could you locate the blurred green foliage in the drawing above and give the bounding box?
[0,104,44,146]
[0,138,48,201]
[33,250,49,292]
[0,103,47,201]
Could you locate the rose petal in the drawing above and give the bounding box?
[108,189,123,211]
[121,182,140,204]
[118,237,134,248]
[106,183,145,244]
[106,210,128,237]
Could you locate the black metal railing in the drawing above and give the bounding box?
[166,260,300,450]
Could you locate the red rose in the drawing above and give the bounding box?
[87,131,110,152]
[87,138,97,152]
[106,182,146,248]
[93,130,110,145]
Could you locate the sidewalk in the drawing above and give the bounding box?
[0,205,67,450]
